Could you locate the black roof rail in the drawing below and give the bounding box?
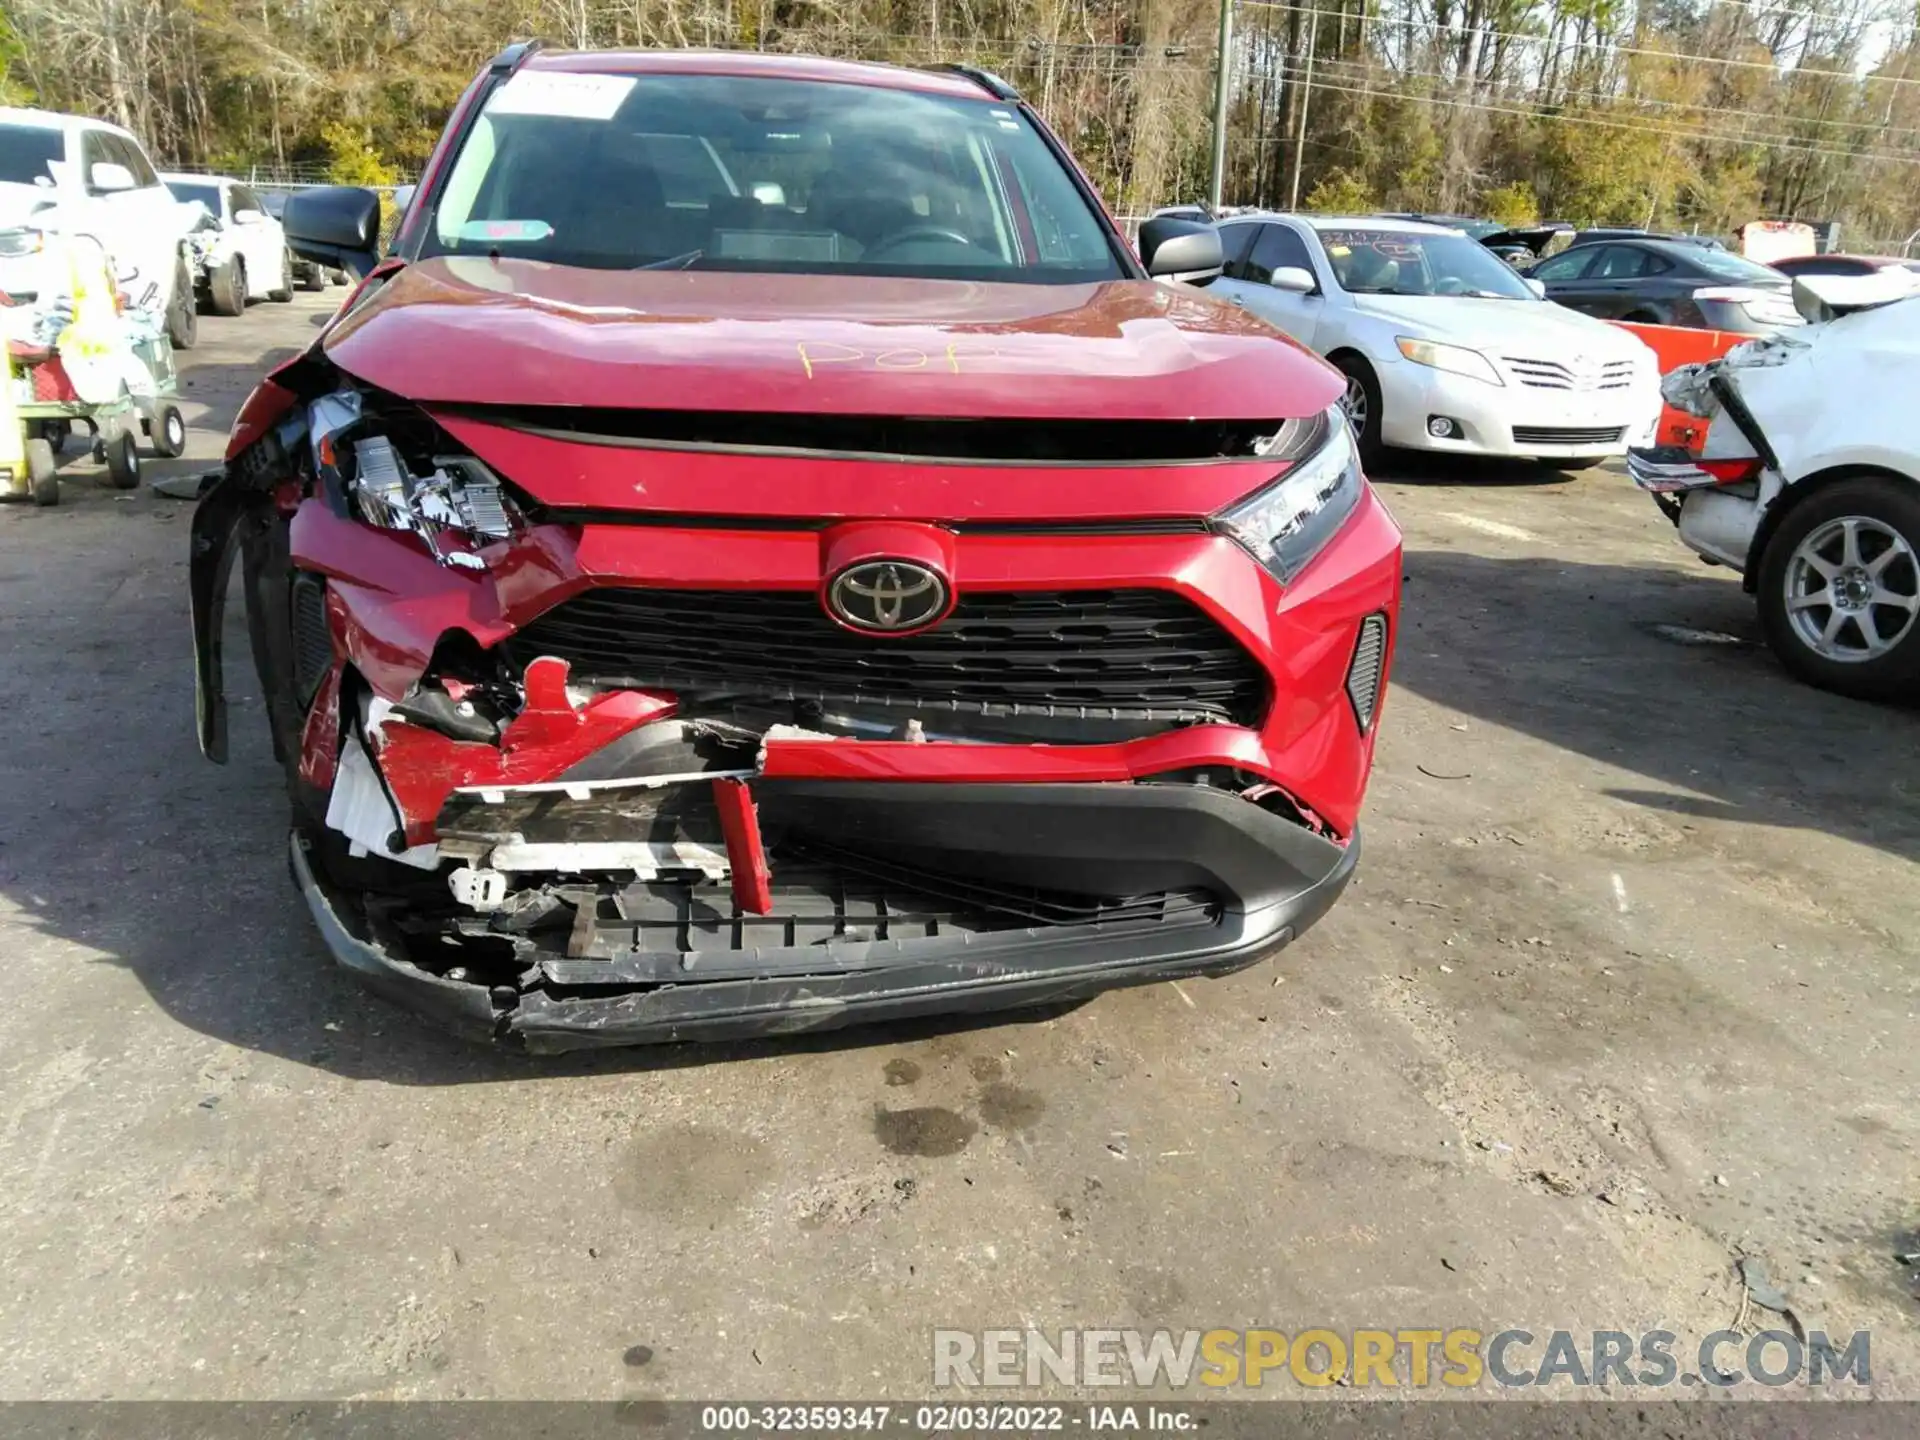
[937,63,1021,101]
[490,39,543,75]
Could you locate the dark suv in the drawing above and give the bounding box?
[191,46,1401,1049]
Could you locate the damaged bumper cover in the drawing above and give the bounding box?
[290,780,1358,1052]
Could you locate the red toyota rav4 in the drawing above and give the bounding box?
[190,46,1402,1050]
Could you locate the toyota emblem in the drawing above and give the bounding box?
[827,560,949,634]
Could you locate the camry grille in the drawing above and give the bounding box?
[1502,356,1638,391]
[1510,424,1627,446]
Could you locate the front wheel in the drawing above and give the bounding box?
[268,250,293,303]
[167,257,197,349]
[150,402,188,459]
[26,437,58,506]
[1755,475,1920,700]
[209,257,246,316]
[102,428,141,490]
[1332,353,1385,464]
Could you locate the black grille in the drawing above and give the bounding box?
[506,587,1268,725]
[539,840,1222,984]
[1346,613,1388,733]
[290,572,332,706]
[1510,424,1626,446]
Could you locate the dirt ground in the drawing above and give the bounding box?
[0,292,1915,1403]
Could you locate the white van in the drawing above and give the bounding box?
[0,107,198,348]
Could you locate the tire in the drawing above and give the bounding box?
[268,250,294,303]
[1332,352,1385,465]
[328,269,349,287]
[103,428,141,490]
[26,436,58,507]
[167,256,198,350]
[1549,456,1607,471]
[299,262,327,293]
[151,402,188,459]
[209,257,246,316]
[43,419,71,456]
[1755,474,1920,700]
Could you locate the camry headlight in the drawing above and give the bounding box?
[1396,336,1503,386]
[1212,404,1363,583]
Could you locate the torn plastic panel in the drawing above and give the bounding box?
[288,777,1362,1052]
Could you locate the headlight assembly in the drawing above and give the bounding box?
[309,390,516,571]
[1211,403,1364,583]
[1396,336,1503,386]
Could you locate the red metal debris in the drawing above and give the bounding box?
[711,776,773,916]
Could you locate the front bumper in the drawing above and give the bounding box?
[292,780,1359,1052]
[1377,361,1661,457]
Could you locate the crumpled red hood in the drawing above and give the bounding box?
[320,257,1340,421]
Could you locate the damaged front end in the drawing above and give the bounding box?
[194,354,1389,1050]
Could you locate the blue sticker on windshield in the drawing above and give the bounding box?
[451,219,554,243]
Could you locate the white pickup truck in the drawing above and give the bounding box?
[0,106,199,349]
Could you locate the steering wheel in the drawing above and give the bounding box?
[863,226,976,259]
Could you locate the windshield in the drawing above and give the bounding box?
[1689,247,1788,283]
[421,70,1122,282]
[0,126,61,187]
[166,180,223,212]
[1316,228,1536,299]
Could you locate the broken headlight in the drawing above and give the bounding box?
[1212,404,1363,583]
[311,392,516,570]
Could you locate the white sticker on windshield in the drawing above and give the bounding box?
[489,71,635,120]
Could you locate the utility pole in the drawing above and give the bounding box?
[1208,0,1233,209]
[1287,7,1319,211]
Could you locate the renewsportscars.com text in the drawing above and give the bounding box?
[932,1327,1871,1390]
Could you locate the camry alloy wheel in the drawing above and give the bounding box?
[1783,515,1920,662]
[1341,374,1369,437]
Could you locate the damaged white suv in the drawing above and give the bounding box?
[1629,271,1920,700]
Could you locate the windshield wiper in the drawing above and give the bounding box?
[637,249,704,271]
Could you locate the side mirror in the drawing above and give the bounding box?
[1270,265,1317,295]
[232,209,263,226]
[1525,278,1547,298]
[1139,216,1224,279]
[283,185,381,278]
[89,161,136,194]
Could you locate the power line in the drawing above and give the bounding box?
[1234,0,1920,90]
[1247,66,1920,165]
[1276,50,1920,141]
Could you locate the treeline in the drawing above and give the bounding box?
[6,0,1919,247]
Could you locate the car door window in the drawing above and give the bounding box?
[232,183,264,217]
[1590,247,1650,280]
[1244,223,1314,286]
[120,137,160,188]
[1530,248,1596,282]
[80,130,113,191]
[1216,222,1259,280]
